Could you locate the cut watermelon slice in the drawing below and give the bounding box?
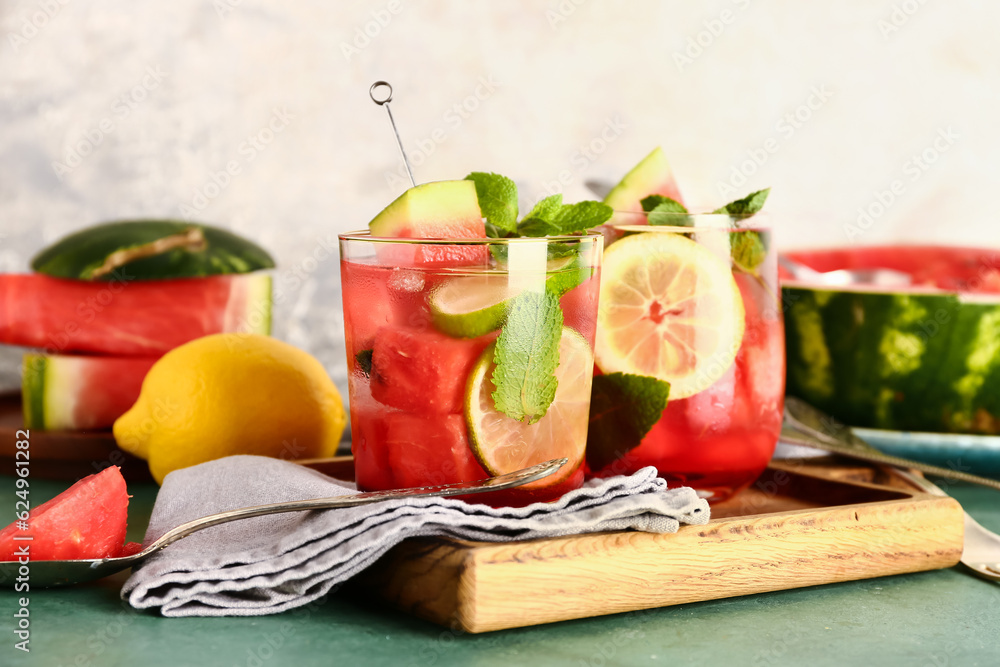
[370,325,495,414]
[23,353,156,430]
[603,147,684,221]
[0,272,271,356]
[0,466,129,561]
[368,180,487,267]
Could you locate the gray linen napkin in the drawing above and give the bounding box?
[122,455,710,617]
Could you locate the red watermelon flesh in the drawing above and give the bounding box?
[384,413,487,488]
[0,466,129,561]
[23,353,156,430]
[783,246,1000,294]
[0,273,271,356]
[370,326,494,414]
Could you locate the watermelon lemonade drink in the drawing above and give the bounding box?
[588,213,784,502]
[339,189,603,505]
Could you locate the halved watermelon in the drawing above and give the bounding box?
[31,220,275,281]
[603,147,684,219]
[0,466,130,561]
[0,272,271,356]
[783,245,1000,434]
[23,353,156,430]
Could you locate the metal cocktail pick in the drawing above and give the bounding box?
[369,81,416,187]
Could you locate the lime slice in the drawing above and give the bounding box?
[595,232,745,399]
[465,327,592,488]
[429,275,519,338]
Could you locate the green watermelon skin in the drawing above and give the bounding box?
[31,220,274,281]
[783,285,1000,434]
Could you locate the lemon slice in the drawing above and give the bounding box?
[465,327,592,488]
[429,275,519,338]
[595,232,745,399]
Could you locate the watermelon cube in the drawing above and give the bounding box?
[383,413,487,488]
[370,326,492,414]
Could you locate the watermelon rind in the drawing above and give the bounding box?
[22,354,92,430]
[232,272,274,336]
[21,354,48,429]
[369,180,483,237]
[783,283,1000,434]
[31,220,275,281]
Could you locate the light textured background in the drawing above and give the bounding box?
[1,0,996,394]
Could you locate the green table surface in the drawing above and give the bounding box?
[1,474,998,667]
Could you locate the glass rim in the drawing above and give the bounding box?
[339,229,605,245]
[610,221,772,233]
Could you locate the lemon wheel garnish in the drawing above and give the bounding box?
[465,327,592,488]
[595,232,745,399]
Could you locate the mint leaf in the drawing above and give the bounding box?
[525,194,563,220]
[491,290,563,423]
[586,373,670,471]
[714,188,770,217]
[355,349,373,377]
[466,172,518,237]
[517,195,563,237]
[731,230,767,276]
[550,201,613,234]
[517,217,560,237]
[641,195,687,214]
[516,196,612,237]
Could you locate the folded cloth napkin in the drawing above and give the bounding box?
[122,455,710,617]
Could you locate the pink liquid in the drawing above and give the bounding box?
[341,257,600,506]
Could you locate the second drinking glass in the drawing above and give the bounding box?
[587,213,785,502]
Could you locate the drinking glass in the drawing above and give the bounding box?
[587,213,784,502]
[339,231,603,506]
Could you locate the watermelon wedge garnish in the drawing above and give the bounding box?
[23,354,156,430]
[603,147,684,220]
[0,272,271,356]
[0,466,130,561]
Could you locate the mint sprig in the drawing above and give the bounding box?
[641,194,691,226]
[587,373,670,471]
[714,188,770,216]
[715,188,770,276]
[491,290,563,424]
[466,172,518,238]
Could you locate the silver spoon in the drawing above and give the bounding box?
[779,254,911,288]
[0,458,567,588]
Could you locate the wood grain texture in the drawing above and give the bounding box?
[353,463,965,633]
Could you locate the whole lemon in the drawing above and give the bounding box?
[114,333,346,483]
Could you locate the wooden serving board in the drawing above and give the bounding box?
[350,461,965,633]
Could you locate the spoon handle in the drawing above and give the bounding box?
[139,458,567,558]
